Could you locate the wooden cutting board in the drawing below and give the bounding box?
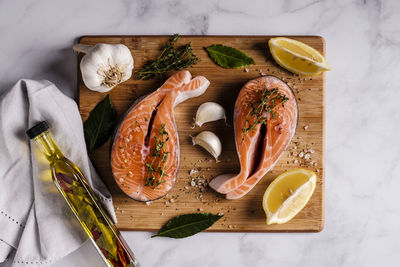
[78,35,325,232]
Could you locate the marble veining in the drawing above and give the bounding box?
[1,0,400,266]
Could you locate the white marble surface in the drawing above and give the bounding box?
[1,0,400,266]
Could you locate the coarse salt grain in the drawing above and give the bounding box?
[189,169,198,175]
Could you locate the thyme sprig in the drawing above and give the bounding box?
[136,34,200,80]
[145,124,170,189]
[241,87,289,142]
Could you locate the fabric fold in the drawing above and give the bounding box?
[0,79,116,266]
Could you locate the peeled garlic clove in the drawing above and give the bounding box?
[194,102,226,127]
[73,43,134,93]
[192,131,222,162]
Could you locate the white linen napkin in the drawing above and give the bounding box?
[0,79,117,266]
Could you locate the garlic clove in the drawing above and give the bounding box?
[194,102,227,127]
[192,131,222,162]
[73,43,134,93]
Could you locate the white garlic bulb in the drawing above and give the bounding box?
[73,43,134,92]
[194,102,226,127]
[192,131,222,162]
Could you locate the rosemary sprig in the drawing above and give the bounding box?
[241,87,289,142]
[136,34,200,80]
[145,124,170,189]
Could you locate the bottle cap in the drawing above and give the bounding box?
[26,121,50,139]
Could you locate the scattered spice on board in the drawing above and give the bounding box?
[286,141,319,168]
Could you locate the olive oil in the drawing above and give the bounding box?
[27,121,139,267]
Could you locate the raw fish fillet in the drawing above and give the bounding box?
[111,71,210,201]
[209,76,297,199]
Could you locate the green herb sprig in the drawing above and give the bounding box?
[136,34,200,80]
[241,87,289,142]
[145,124,170,189]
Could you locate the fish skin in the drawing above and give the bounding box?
[209,75,298,199]
[110,71,210,201]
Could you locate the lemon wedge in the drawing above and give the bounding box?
[268,37,330,76]
[263,169,316,225]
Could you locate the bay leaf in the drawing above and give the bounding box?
[84,94,116,152]
[205,44,255,68]
[152,213,223,239]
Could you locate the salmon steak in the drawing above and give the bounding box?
[111,71,210,201]
[209,75,298,199]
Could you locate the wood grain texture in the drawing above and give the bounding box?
[78,35,325,232]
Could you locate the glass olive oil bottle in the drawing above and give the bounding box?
[26,121,140,267]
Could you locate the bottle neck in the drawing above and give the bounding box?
[33,130,64,163]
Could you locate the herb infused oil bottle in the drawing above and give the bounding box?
[26,121,140,267]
